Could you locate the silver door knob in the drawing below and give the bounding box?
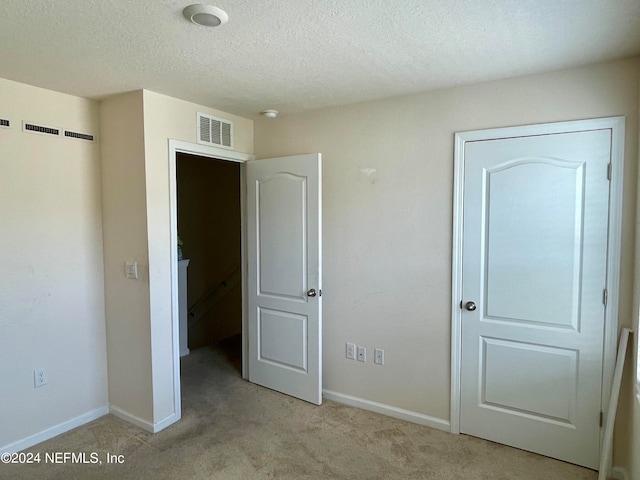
[307,289,317,297]
[464,301,477,311]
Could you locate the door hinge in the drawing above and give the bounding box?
[607,163,612,181]
[603,289,608,306]
[600,410,603,427]
[319,289,322,297]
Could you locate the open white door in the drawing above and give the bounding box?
[246,153,322,405]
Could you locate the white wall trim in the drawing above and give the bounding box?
[152,412,181,433]
[611,466,629,480]
[323,390,450,432]
[169,140,254,163]
[450,131,465,434]
[450,117,625,459]
[109,405,155,433]
[240,165,249,381]
[168,139,182,432]
[167,139,255,432]
[602,116,626,431]
[0,407,108,454]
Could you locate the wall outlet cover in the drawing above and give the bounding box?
[34,368,47,387]
[346,342,356,360]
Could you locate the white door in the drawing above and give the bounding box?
[246,153,322,405]
[459,129,611,468]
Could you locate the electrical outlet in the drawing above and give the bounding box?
[357,346,366,362]
[374,348,384,365]
[346,342,356,360]
[34,369,47,388]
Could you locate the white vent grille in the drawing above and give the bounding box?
[197,113,233,149]
[221,121,231,147]
[0,118,10,128]
[64,130,94,142]
[23,121,61,137]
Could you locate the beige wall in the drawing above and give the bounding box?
[0,82,252,440]
[100,90,252,426]
[101,90,253,428]
[100,91,154,422]
[2,57,637,472]
[141,90,252,422]
[100,89,253,427]
[0,78,107,449]
[254,57,640,467]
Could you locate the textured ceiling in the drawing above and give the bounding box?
[1,0,639,118]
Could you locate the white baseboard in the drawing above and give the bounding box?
[0,406,108,454]
[322,390,450,432]
[109,405,180,434]
[108,405,154,433]
[152,411,181,433]
[611,466,628,480]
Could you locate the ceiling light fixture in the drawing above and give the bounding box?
[183,4,229,27]
[261,110,278,118]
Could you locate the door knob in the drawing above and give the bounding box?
[464,301,477,311]
[307,289,317,297]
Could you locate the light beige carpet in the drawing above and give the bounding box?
[1,336,598,480]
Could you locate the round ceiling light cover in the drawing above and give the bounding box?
[183,4,229,27]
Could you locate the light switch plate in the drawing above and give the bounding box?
[125,261,138,279]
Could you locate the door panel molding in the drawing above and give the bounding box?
[450,117,625,467]
[479,336,579,424]
[247,153,322,405]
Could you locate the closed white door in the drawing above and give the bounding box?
[459,129,611,468]
[246,153,322,405]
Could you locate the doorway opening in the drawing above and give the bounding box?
[168,140,254,421]
[168,141,323,419]
[176,152,242,375]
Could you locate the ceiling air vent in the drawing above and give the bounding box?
[197,112,233,149]
[64,130,95,142]
[0,118,10,128]
[23,121,61,137]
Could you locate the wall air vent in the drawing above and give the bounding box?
[64,130,95,142]
[197,112,233,149]
[23,121,61,137]
[0,118,10,128]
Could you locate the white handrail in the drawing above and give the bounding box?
[598,327,633,480]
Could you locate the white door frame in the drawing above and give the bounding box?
[168,139,255,421]
[450,117,625,451]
